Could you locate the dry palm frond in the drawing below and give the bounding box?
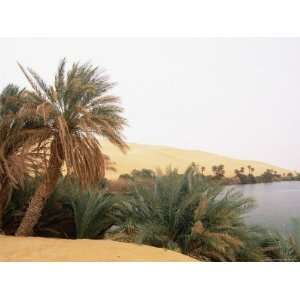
[0,119,45,189]
[194,197,208,220]
[191,221,205,235]
[17,58,128,186]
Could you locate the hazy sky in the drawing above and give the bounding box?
[0,38,299,170]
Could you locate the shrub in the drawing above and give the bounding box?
[3,178,75,237]
[261,219,300,262]
[68,186,119,239]
[114,164,263,261]
[3,178,120,239]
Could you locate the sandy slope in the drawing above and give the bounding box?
[102,141,291,179]
[0,236,196,262]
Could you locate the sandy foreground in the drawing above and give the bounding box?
[0,236,196,262]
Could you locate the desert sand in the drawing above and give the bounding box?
[0,236,196,262]
[102,141,290,179]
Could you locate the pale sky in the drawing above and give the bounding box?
[0,38,299,171]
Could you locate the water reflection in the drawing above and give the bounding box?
[230,181,300,232]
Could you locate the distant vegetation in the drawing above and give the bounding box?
[203,164,298,184]
[119,164,300,185]
[0,58,299,262]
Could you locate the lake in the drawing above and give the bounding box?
[231,181,300,232]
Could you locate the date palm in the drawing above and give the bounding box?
[212,165,217,176]
[15,59,128,236]
[115,165,259,261]
[247,165,252,175]
[0,85,43,231]
[200,166,206,175]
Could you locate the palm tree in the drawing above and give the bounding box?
[0,84,43,232]
[218,164,225,177]
[212,164,225,178]
[247,165,252,175]
[234,169,240,176]
[212,165,218,176]
[115,165,259,261]
[0,84,24,116]
[201,166,206,175]
[68,186,117,239]
[15,59,128,236]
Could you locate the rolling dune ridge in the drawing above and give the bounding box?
[102,142,291,178]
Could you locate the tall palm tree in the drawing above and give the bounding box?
[15,59,128,236]
[247,165,252,175]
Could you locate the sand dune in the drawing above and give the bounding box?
[0,236,196,262]
[102,141,291,179]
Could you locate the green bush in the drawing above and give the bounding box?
[114,164,266,261]
[68,187,119,239]
[260,219,300,262]
[3,178,120,239]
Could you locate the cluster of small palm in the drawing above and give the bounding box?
[112,164,269,261]
[3,178,119,239]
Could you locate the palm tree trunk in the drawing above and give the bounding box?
[15,141,63,236]
[0,178,12,233]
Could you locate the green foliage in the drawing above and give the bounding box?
[256,169,281,183]
[234,168,257,184]
[118,168,156,181]
[184,187,262,261]
[0,84,24,117]
[3,178,75,237]
[3,163,300,262]
[131,168,156,179]
[67,186,118,239]
[261,219,300,262]
[212,164,225,179]
[3,178,120,239]
[115,164,264,261]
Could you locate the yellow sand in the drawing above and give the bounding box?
[103,141,291,179]
[0,236,196,262]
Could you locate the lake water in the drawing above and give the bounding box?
[231,181,300,232]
